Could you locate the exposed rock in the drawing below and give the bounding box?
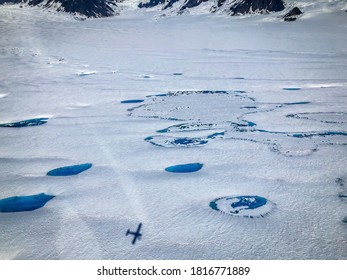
[210,0,224,12]
[283,6,303,21]
[40,0,116,17]
[138,0,165,9]
[163,0,179,9]
[138,0,209,11]
[216,0,226,8]
[180,0,209,10]
[138,0,178,9]
[227,0,285,15]
[0,0,117,17]
[1,0,287,17]
[0,0,23,4]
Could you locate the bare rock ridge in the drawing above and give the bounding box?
[138,0,286,15]
[218,0,285,15]
[283,6,303,21]
[34,0,116,17]
[0,0,117,17]
[1,0,288,17]
[0,0,21,3]
[138,0,165,9]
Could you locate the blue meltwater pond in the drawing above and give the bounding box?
[0,193,55,213]
[121,99,144,104]
[165,163,203,173]
[47,163,92,176]
[282,87,301,91]
[0,118,48,127]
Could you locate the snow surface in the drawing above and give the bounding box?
[0,2,346,259]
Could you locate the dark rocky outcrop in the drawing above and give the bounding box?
[180,0,209,10]
[283,6,303,21]
[0,0,117,17]
[138,0,182,10]
[138,0,209,11]
[227,0,285,15]
[138,0,165,9]
[36,0,116,17]
[163,0,179,9]
[2,0,286,17]
[0,0,23,4]
[138,0,177,9]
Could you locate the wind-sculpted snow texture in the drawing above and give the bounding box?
[0,1,346,260]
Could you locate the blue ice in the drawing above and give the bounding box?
[165,163,203,173]
[291,131,347,138]
[145,136,209,147]
[121,99,144,104]
[0,193,55,213]
[47,163,92,176]
[283,102,310,106]
[282,87,301,90]
[206,131,225,139]
[209,195,273,217]
[0,118,48,127]
[146,93,168,97]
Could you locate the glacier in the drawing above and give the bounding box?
[0,1,346,259]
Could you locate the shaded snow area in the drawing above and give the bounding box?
[0,4,346,259]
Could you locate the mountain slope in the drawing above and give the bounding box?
[214,0,285,15]
[2,0,347,18]
[137,0,286,15]
[0,0,117,17]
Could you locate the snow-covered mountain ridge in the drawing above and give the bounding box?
[0,0,117,17]
[1,0,346,18]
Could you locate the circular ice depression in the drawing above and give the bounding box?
[145,135,208,147]
[130,90,254,123]
[210,195,275,218]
